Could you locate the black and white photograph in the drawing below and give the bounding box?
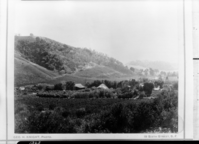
[12,0,182,135]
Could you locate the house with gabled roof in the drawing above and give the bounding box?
[98,83,109,90]
[74,83,85,90]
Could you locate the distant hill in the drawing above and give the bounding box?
[15,35,133,86]
[126,60,178,71]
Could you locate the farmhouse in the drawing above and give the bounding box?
[98,84,109,90]
[74,83,85,90]
[19,87,25,91]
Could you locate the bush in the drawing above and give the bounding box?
[49,104,56,110]
[72,92,89,99]
[143,83,154,96]
[154,80,164,89]
[76,108,86,118]
[85,90,178,133]
[18,110,77,133]
[62,110,70,118]
[37,85,45,90]
[66,81,75,90]
[54,83,63,90]
[45,85,54,91]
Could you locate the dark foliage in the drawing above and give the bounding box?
[54,83,63,90]
[154,80,164,88]
[143,83,154,96]
[85,90,178,133]
[15,87,178,133]
[66,81,75,90]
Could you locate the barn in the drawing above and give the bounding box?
[98,84,109,90]
[154,86,160,91]
[74,83,85,90]
[19,87,25,91]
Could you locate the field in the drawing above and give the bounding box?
[15,79,178,133]
[15,94,126,116]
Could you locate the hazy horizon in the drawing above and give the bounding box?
[14,0,183,65]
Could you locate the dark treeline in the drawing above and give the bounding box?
[21,78,178,100]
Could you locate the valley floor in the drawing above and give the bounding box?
[15,87,178,133]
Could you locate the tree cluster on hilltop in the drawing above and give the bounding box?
[129,66,178,78]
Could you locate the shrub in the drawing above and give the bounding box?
[154,80,164,89]
[49,104,56,110]
[19,110,77,133]
[37,85,44,90]
[66,81,75,90]
[76,108,86,118]
[72,92,89,99]
[62,110,70,118]
[37,105,44,111]
[54,83,63,90]
[118,92,134,99]
[85,91,178,133]
[143,83,154,96]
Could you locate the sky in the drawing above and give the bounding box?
[14,0,183,64]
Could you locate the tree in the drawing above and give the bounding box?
[65,81,75,90]
[90,80,102,87]
[129,79,137,88]
[143,83,154,96]
[54,83,63,90]
[154,80,164,88]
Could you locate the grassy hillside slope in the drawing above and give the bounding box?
[15,35,133,75]
[15,52,58,86]
[14,35,136,86]
[74,65,124,78]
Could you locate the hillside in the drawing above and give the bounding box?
[74,65,125,79]
[15,35,134,86]
[15,35,133,75]
[15,52,58,86]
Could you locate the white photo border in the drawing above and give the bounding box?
[5,0,194,140]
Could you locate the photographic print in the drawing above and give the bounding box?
[13,0,181,134]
